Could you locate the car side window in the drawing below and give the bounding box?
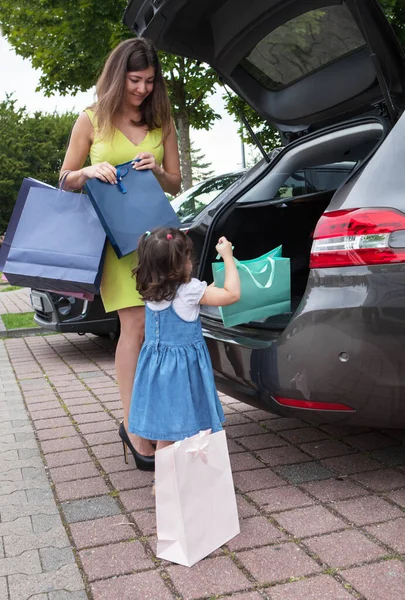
[274,163,356,199]
[310,168,353,192]
[274,170,309,198]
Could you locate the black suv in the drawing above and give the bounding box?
[119,0,405,428]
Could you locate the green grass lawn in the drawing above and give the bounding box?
[0,285,22,293]
[1,312,39,330]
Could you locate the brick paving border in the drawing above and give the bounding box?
[0,339,87,599]
[0,288,32,315]
[1,332,405,599]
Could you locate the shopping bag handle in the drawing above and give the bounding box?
[234,256,276,289]
[115,159,140,194]
[116,167,129,194]
[58,170,71,191]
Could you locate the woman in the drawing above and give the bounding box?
[60,38,181,470]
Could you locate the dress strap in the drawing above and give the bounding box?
[84,108,95,125]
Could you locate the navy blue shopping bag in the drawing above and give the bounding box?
[4,186,106,293]
[0,178,54,272]
[85,160,181,258]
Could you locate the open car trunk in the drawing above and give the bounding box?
[200,191,332,329]
[199,119,385,331]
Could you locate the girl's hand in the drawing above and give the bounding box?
[82,162,117,185]
[201,236,240,306]
[215,236,233,259]
[132,152,161,175]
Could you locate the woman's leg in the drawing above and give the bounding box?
[116,306,154,456]
[156,440,173,451]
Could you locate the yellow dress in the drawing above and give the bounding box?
[84,109,164,312]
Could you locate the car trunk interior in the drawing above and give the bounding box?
[200,120,385,330]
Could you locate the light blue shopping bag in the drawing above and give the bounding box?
[4,186,106,294]
[212,246,291,327]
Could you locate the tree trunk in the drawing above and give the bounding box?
[176,111,193,191]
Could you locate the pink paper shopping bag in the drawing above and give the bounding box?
[51,291,95,301]
[155,429,240,567]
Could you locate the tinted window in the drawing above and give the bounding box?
[309,165,355,192]
[274,163,355,199]
[241,5,365,91]
[274,171,308,198]
[171,173,242,223]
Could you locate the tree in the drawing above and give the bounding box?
[0,96,76,233]
[190,143,215,183]
[223,92,281,155]
[0,0,220,190]
[379,0,405,49]
[160,54,219,190]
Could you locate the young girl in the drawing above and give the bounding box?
[127,227,240,452]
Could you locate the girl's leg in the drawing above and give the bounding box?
[116,306,154,456]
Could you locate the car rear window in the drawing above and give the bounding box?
[241,4,366,91]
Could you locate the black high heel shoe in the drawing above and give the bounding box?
[119,422,155,472]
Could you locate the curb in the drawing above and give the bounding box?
[0,315,50,338]
[0,326,51,338]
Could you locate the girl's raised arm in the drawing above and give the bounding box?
[201,237,240,307]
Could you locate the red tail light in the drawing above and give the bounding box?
[274,396,354,411]
[310,208,405,268]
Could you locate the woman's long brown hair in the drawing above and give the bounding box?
[92,38,171,142]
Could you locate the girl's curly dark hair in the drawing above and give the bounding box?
[134,228,194,302]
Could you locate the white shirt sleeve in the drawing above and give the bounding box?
[172,278,207,321]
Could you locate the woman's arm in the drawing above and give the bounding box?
[133,119,181,196]
[60,112,117,190]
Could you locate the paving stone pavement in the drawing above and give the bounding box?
[1,332,405,599]
[0,288,32,315]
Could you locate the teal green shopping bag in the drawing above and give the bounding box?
[212,245,291,327]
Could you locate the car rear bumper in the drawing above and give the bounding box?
[30,290,118,336]
[202,264,405,428]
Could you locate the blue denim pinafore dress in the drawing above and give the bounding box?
[128,304,225,441]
